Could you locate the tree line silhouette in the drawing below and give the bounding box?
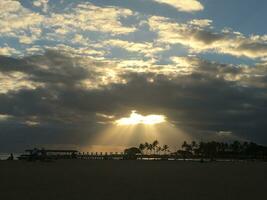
[16,140,267,161]
[124,140,267,161]
[138,141,170,155]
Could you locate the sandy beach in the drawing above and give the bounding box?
[0,160,266,200]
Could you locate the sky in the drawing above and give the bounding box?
[0,0,267,152]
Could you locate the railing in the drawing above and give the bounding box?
[77,153,178,160]
[18,150,267,161]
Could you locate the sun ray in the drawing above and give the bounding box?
[84,110,191,152]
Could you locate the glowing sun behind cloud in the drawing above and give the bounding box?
[83,110,191,153]
[115,111,166,125]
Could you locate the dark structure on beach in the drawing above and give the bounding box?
[18,148,78,161]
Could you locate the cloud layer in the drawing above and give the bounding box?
[1,51,267,151]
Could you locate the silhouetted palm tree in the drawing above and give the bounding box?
[162,144,169,155]
[134,140,267,161]
[191,141,198,155]
[182,141,187,150]
[182,141,192,153]
[152,140,159,155]
[144,142,149,154]
[230,140,241,157]
[139,143,145,154]
[156,146,162,155]
[148,144,153,155]
[242,141,249,154]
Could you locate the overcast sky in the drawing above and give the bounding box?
[1,0,267,152]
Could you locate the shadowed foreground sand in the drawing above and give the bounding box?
[0,160,266,200]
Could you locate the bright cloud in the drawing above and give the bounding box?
[189,19,213,27]
[33,0,49,13]
[47,3,136,36]
[149,16,267,59]
[0,0,43,35]
[103,39,166,58]
[0,1,137,56]
[0,72,44,94]
[0,114,12,121]
[153,0,204,12]
[0,46,19,56]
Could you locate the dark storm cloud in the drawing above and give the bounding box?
[0,51,90,84]
[0,51,267,151]
[111,71,267,143]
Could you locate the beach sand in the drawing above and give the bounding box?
[0,160,266,200]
